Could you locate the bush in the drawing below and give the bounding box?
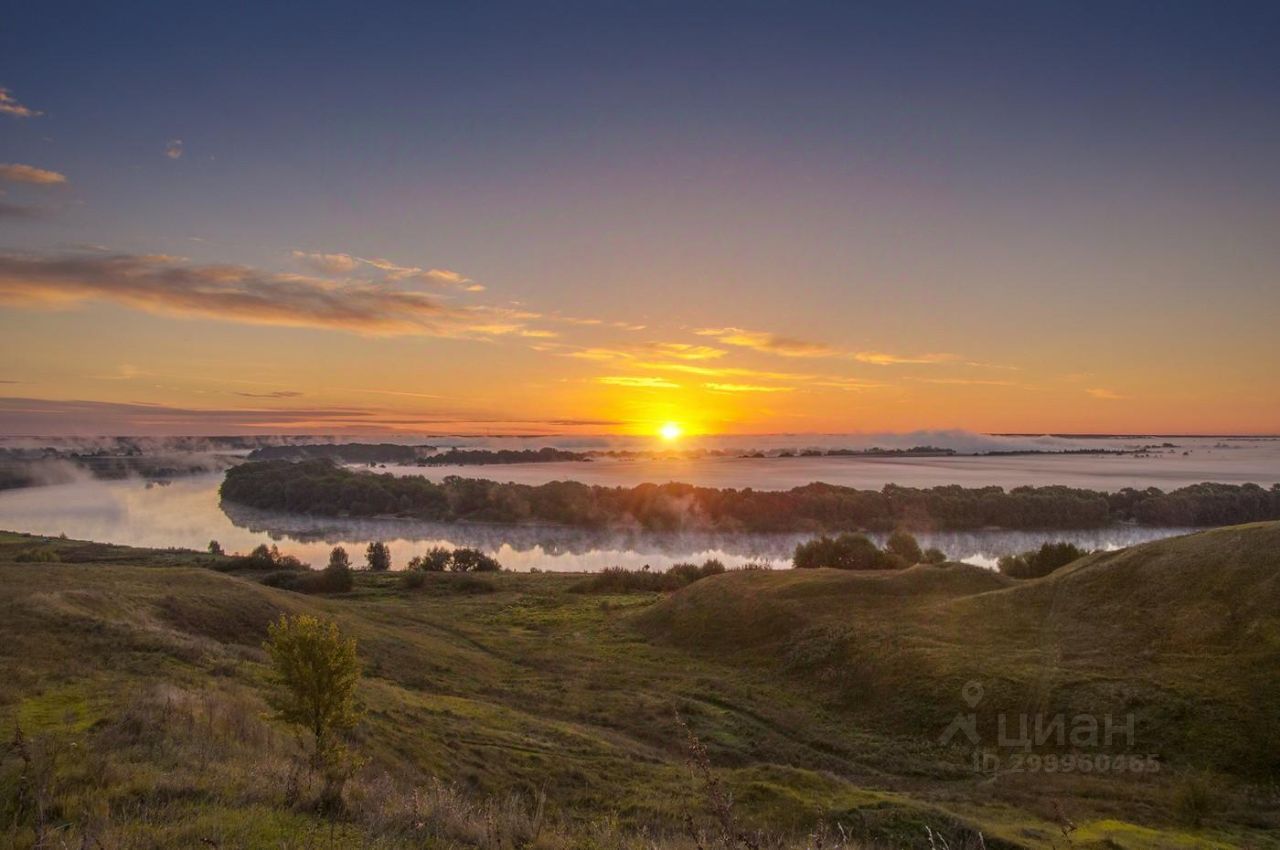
[225,543,308,572]
[406,547,501,573]
[997,541,1088,579]
[792,533,905,570]
[365,541,391,571]
[922,547,947,564]
[885,530,923,564]
[328,546,352,571]
[572,559,728,594]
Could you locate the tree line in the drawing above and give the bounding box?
[220,459,1280,533]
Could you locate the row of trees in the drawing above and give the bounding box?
[223,460,1280,533]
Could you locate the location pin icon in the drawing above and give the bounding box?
[962,680,984,708]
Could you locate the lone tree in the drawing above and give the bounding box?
[328,546,351,571]
[365,541,391,571]
[264,615,362,768]
[207,539,224,556]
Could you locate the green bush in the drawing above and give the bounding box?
[885,530,923,564]
[792,533,905,570]
[572,559,729,593]
[997,541,1088,579]
[406,546,501,573]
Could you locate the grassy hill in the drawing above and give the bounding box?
[1,527,1278,848]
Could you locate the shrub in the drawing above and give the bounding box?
[923,547,947,564]
[792,533,904,570]
[997,541,1088,579]
[227,542,308,572]
[885,530,923,564]
[407,547,501,572]
[328,546,352,570]
[572,559,729,593]
[264,615,362,808]
[365,541,392,571]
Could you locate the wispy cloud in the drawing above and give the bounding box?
[1086,388,1126,400]
[695,326,837,357]
[910,377,1017,386]
[853,351,957,366]
[0,87,41,118]
[234,390,304,399]
[291,250,483,291]
[696,325,957,367]
[0,163,67,185]
[0,250,547,339]
[596,376,680,389]
[704,382,793,393]
[165,139,184,159]
[290,251,360,275]
[638,342,726,360]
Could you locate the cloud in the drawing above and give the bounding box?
[596,376,681,389]
[853,351,957,366]
[290,251,360,275]
[0,87,41,118]
[234,390,304,399]
[165,139,184,159]
[696,326,837,357]
[910,378,1017,386]
[360,256,484,291]
[0,396,630,436]
[0,163,67,185]
[292,250,484,291]
[639,342,727,360]
[704,382,793,393]
[1086,388,1125,400]
[0,250,548,339]
[697,325,957,366]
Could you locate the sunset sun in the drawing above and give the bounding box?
[659,422,683,442]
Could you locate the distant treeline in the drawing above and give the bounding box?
[416,447,589,466]
[246,444,589,466]
[248,443,434,464]
[220,459,1280,532]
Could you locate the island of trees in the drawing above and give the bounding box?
[220,458,1280,532]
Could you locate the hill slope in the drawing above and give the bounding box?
[1,527,1277,848]
[635,522,1280,777]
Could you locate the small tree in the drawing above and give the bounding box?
[264,615,362,807]
[365,541,391,571]
[208,539,225,556]
[328,546,351,571]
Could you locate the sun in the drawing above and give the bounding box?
[659,422,683,442]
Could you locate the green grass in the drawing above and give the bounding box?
[0,526,1277,848]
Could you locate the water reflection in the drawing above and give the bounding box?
[0,472,1196,571]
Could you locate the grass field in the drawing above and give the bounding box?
[1,526,1278,848]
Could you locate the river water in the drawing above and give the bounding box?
[0,468,1226,571]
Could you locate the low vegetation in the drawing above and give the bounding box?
[996,541,1089,579]
[1,525,1278,848]
[571,559,736,593]
[221,459,1280,532]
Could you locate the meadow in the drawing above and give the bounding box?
[1,525,1278,848]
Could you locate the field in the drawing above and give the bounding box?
[1,526,1278,848]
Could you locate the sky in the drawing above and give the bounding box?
[1,0,1278,436]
